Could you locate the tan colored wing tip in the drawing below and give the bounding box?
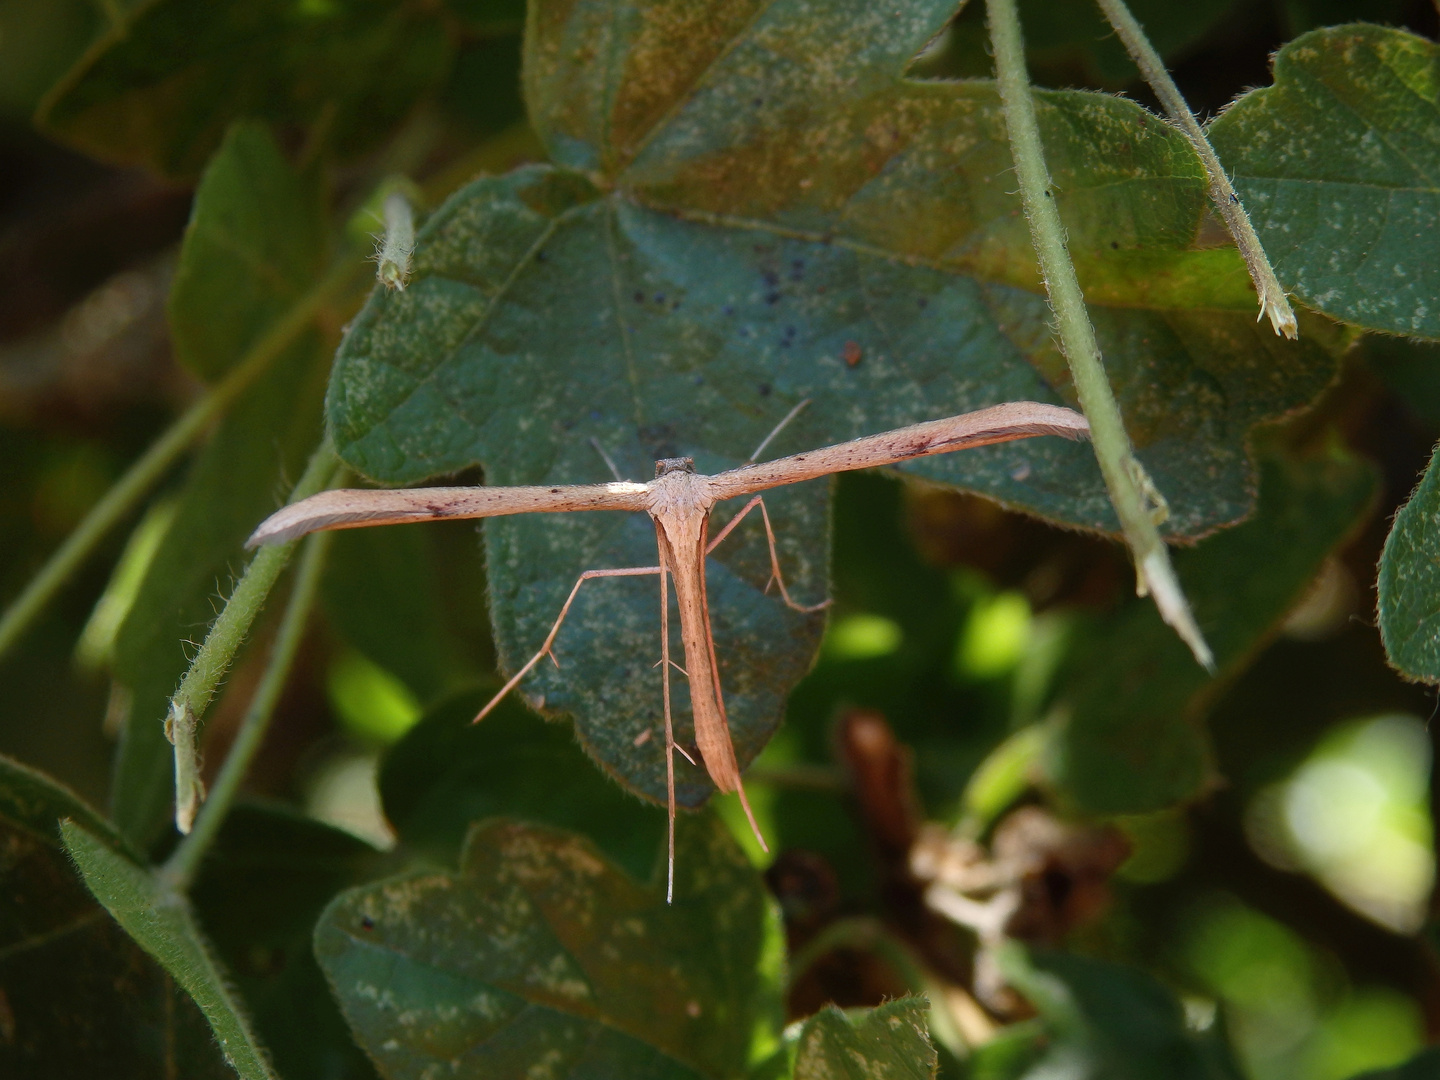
[245,490,392,548]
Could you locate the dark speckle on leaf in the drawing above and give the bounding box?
[752,97,763,107]
[633,290,644,302]
[758,383,771,396]
[536,250,547,262]
[1111,241,1119,249]
[917,297,927,309]
[360,916,374,931]
[765,292,781,305]
[762,270,779,287]
[722,304,734,316]
[654,293,665,304]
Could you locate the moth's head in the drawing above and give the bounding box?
[654,456,695,478]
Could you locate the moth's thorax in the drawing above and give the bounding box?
[646,461,718,519]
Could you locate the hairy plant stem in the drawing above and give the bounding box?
[160,526,336,894]
[168,442,342,835]
[985,0,1214,669]
[1093,0,1297,338]
[0,259,361,664]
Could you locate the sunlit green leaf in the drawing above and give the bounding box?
[0,755,232,1079]
[36,0,450,180]
[315,816,783,1080]
[169,122,326,382]
[1209,25,1440,340]
[61,820,277,1079]
[1377,443,1440,683]
[1046,437,1378,813]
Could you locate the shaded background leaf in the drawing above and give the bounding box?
[61,818,277,1079]
[1045,434,1378,813]
[190,802,385,1080]
[0,755,232,1079]
[378,689,666,877]
[36,0,452,180]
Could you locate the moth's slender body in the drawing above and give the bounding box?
[249,401,1090,898]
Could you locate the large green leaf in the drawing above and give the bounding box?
[329,22,1335,800]
[109,120,332,852]
[36,0,450,180]
[1000,946,1243,1079]
[1208,25,1440,340]
[0,755,232,1079]
[169,122,327,382]
[1377,442,1440,683]
[379,690,666,876]
[61,820,277,1080]
[1045,436,1378,813]
[315,816,784,1080]
[190,803,384,1080]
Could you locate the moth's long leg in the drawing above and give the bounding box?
[658,548,676,905]
[473,565,660,724]
[707,495,829,614]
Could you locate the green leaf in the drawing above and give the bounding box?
[0,755,232,1078]
[36,0,450,180]
[110,341,328,852]
[328,0,1339,805]
[1346,1048,1440,1080]
[1208,25,1440,340]
[190,802,384,1080]
[169,122,327,382]
[1377,442,1440,683]
[1000,945,1243,1079]
[315,815,784,1080]
[60,819,277,1079]
[788,998,937,1080]
[379,689,667,877]
[1046,436,1378,812]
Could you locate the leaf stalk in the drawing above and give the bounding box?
[167,440,342,835]
[160,523,336,893]
[1092,0,1297,338]
[985,0,1214,670]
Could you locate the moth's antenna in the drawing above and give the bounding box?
[748,398,811,464]
[589,437,624,482]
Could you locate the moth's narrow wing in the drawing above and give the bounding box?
[246,481,651,547]
[710,402,1089,501]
